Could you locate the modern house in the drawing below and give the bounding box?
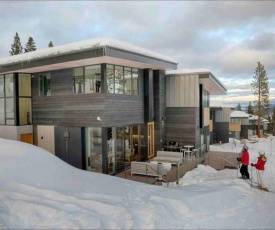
[229,110,250,139]
[210,107,231,144]
[0,38,226,175]
[165,69,227,151]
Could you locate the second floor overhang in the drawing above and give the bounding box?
[0,38,178,74]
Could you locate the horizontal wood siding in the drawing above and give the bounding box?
[32,68,144,127]
[166,107,199,147]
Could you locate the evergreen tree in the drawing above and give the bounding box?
[9,32,23,55]
[236,103,242,111]
[247,101,254,115]
[48,41,54,47]
[267,107,275,134]
[24,37,36,53]
[251,62,270,137]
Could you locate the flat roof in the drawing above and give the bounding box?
[0,38,178,74]
[166,68,227,95]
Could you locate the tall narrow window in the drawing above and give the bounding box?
[19,74,32,125]
[73,68,84,94]
[124,67,131,95]
[5,74,14,97]
[85,65,101,94]
[0,75,4,98]
[132,68,139,95]
[115,66,123,94]
[107,64,114,93]
[39,73,51,96]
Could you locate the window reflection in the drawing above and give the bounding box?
[132,68,139,96]
[85,65,101,93]
[86,127,102,173]
[5,74,14,97]
[0,75,4,97]
[107,65,114,93]
[115,66,123,94]
[39,73,51,96]
[124,67,131,95]
[0,99,4,124]
[73,68,84,94]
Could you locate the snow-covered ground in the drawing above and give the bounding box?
[0,137,275,229]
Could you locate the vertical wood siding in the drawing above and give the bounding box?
[166,74,199,107]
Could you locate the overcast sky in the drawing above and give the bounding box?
[0,1,275,107]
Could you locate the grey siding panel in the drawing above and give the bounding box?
[153,70,166,152]
[32,68,145,127]
[166,107,200,147]
[241,118,249,125]
[215,108,231,122]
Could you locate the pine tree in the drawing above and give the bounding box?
[267,107,275,134]
[236,103,242,111]
[247,101,254,115]
[48,41,54,47]
[251,62,270,137]
[24,37,36,53]
[9,32,23,55]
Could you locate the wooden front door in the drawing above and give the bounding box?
[20,133,33,144]
[147,122,155,159]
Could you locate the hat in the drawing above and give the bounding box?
[259,151,265,156]
[242,144,249,150]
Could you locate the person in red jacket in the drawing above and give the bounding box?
[237,145,250,179]
[251,151,267,190]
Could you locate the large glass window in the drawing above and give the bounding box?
[132,68,139,95]
[85,65,101,93]
[5,74,14,97]
[19,74,31,97]
[5,98,14,125]
[107,65,114,93]
[86,127,102,173]
[73,68,84,94]
[115,66,123,94]
[19,98,32,125]
[39,73,51,96]
[107,127,116,174]
[0,75,4,97]
[0,99,4,124]
[124,67,131,95]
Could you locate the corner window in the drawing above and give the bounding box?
[39,73,51,96]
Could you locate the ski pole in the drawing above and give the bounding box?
[251,166,252,187]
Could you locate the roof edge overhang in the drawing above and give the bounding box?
[166,69,227,95]
[0,38,178,74]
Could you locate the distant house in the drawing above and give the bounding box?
[0,38,227,174]
[230,110,250,139]
[210,107,231,144]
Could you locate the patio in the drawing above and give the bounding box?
[115,151,239,185]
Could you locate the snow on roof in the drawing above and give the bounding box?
[249,115,259,120]
[166,68,211,75]
[231,111,249,118]
[0,38,178,67]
